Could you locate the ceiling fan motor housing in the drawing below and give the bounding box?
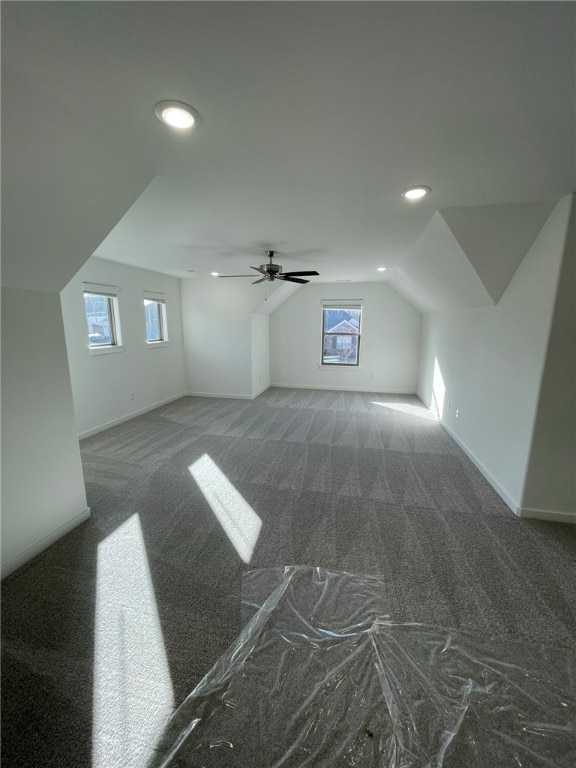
[260,261,282,279]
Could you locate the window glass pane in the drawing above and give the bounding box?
[322,334,359,365]
[323,308,360,333]
[84,293,113,346]
[322,307,361,365]
[145,300,162,342]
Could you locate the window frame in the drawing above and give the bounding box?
[320,302,362,367]
[83,283,124,355]
[144,291,169,347]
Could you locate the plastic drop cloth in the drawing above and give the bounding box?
[155,567,576,768]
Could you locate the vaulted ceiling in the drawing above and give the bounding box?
[2,2,574,309]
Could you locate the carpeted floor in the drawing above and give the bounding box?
[2,389,576,767]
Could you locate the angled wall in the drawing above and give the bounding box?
[441,202,556,303]
[1,68,153,576]
[2,66,153,293]
[251,315,270,398]
[388,212,494,313]
[390,201,557,314]
[520,195,575,520]
[417,195,574,519]
[181,279,279,399]
[1,289,89,577]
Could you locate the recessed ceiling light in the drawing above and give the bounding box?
[377,267,387,272]
[401,186,431,201]
[154,100,200,129]
[211,272,219,277]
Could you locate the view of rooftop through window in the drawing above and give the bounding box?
[322,306,361,366]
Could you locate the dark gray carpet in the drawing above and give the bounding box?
[2,389,576,767]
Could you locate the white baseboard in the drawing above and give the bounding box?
[252,384,270,399]
[187,391,253,400]
[79,393,188,439]
[271,383,417,394]
[440,421,519,513]
[516,506,576,524]
[1,507,91,579]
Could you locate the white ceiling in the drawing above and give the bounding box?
[3,2,574,288]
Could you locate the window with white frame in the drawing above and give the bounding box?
[144,291,168,344]
[83,283,122,350]
[321,300,362,366]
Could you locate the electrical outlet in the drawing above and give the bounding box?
[455,409,459,418]
[130,392,135,401]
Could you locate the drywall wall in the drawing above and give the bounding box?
[521,195,575,519]
[440,202,557,304]
[181,279,270,398]
[270,282,421,392]
[417,195,572,514]
[61,258,186,437]
[388,212,494,313]
[2,66,152,293]
[1,288,89,577]
[251,314,270,398]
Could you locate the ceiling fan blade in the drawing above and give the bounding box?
[250,266,265,273]
[217,274,255,278]
[277,276,309,284]
[280,270,320,277]
[252,277,266,284]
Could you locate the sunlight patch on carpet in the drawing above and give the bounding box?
[371,402,438,421]
[92,514,174,768]
[189,454,262,563]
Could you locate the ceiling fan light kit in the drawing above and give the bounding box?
[217,250,320,285]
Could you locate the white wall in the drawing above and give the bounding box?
[61,258,186,437]
[251,314,270,398]
[521,196,575,518]
[417,195,573,515]
[270,282,421,393]
[181,279,266,398]
[1,288,89,577]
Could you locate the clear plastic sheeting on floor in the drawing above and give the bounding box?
[154,567,576,768]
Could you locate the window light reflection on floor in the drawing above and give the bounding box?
[189,454,262,564]
[92,514,174,768]
[371,401,438,421]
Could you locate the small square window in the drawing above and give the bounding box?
[144,293,168,344]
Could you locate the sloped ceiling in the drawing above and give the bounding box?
[1,66,154,293]
[441,201,557,304]
[2,2,574,300]
[388,202,558,313]
[388,212,493,313]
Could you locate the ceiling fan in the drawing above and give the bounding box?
[217,250,320,284]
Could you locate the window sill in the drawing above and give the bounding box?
[318,364,361,371]
[89,345,125,356]
[146,341,170,348]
